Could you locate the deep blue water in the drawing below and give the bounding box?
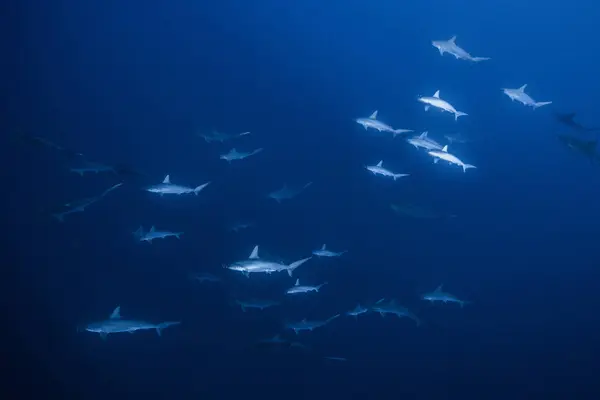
[4,0,600,398]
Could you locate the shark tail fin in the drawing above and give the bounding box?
[533,101,552,109]
[156,321,181,336]
[193,182,211,195]
[287,257,312,276]
[454,111,468,121]
[462,164,476,172]
[471,56,490,62]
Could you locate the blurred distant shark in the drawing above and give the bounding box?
[502,84,552,109]
[220,147,263,163]
[285,314,340,334]
[422,284,469,308]
[268,182,312,202]
[406,131,444,151]
[553,112,599,133]
[432,36,490,62]
[134,226,183,243]
[372,299,421,326]
[198,129,250,143]
[557,134,600,163]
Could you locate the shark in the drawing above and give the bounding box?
[198,130,250,143]
[428,145,476,172]
[220,147,263,163]
[366,160,410,180]
[355,111,413,137]
[189,272,221,284]
[286,279,328,295]
[432,36,490,62]
[229,222,254,232]
[346,304,369,319]
[135,226,183,243]
[557,134,600,163]
[372,299,421,326]
[406,131,444,151]
[422,284,469,307]
[418,90,468,121]
[225,245,311,277]
[444,133,470,144]
[554,112,599,133]
[285,314,340,334]
[84,306,180,339]
[268,182,312,202]
[502,84,552,109]
[146,175,210,196]
[312,244,347,257]
[70,161,116,176]
[52,182,123,222]
[234,299,280,311]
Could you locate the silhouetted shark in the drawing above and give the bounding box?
[554,112,599,133]
[557,134,600,163]
[15,132,150,181]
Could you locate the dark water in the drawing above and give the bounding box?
[4,1,600,398]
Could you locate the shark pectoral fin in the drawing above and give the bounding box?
[424,105,430,111]
[433,158,439,164]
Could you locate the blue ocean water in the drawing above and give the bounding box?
[4,0,600,398]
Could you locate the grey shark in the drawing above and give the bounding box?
[268,182,312,202]
[554,112,599,132]
[190,272,221,284]
[422,284,469,307]
[235,299,280,311]
[220,147,263,163]
[70,161,116,176]
[418,90,468,121]
[52,182,123,222]
[286,278,327,295]
[285,314,340,334]
[406,131,444,151]
[444,132,470,144]
[146,175,210,196]
[135,226,182,243]
[346,304,369,319]
[372,299,420,326]
[428,145,476,172]
[355,110,413,137]
[558,134,600,163]
[502,84,552,108]
[225,245,311,277]
[432,36,490,62]
[84,306,180,339]
[366,160,409,180]
[198,130,250,143]
[312,244,347,257]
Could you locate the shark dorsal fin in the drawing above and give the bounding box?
[449,35,457,43]
[295,279,300,286]
[369,110,378,119]
[518,84,527,92]
[162,175,170,184]
[376,160,383,167]
[149,226,156,232]
[442,145,448,152]
[321,244,326,250]
[433,90,440,98]
[109,306,121,319]
[419,131,428,139]
[249,245,259,259]
[435,284,444,292]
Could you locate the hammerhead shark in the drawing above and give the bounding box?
[557,134,600,163]
[554,112,599,133]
